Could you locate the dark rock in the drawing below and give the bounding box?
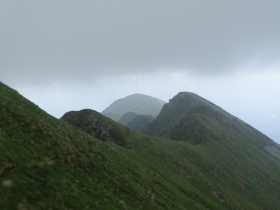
[61,110,115,142]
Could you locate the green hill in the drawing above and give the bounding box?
[102,93,166,121]
[118,112,155,131]
[118,112,139,126]
[2,83,280,209]
[126,115,155,131]
[144,92,280,157]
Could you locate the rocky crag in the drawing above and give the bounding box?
[61,109,114,142]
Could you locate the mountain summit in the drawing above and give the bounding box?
[101,93,166,121]
[144,92,280,159]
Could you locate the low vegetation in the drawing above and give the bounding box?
[1,83,280,209]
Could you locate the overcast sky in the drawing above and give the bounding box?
[1,1,280,143]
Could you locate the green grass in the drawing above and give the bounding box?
[1,82,280,209]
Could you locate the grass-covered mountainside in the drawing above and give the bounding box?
[144,92,280,159]
[118,112,139,126]
[2,83,280,209]
[118,112,155,131]
[102,93,166,121]
[126,115,155,131]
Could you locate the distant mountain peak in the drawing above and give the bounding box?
[101,93,166,121]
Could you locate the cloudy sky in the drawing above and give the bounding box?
[1,1,280,142]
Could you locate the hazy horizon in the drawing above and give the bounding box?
[1,1,280,143]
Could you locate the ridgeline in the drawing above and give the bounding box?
[1,83,280,209]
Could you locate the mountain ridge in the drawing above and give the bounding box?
[144,91,280,160]
[2,83,280,209]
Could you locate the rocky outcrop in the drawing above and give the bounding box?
[61,109,114,142]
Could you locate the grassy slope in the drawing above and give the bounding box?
[126,115,155,131]
[145,93,276,150]
[1,83,280,209]
[118,112,138,126]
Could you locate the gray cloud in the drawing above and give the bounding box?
[1,0,280,85]
[2,0,280,143]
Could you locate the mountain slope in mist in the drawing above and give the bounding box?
[102,93,166,121]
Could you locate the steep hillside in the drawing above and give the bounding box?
[127,115,155,131]
[144,92,280,159]
[101,112,122,122]
[2,83,280,209]
[118,112,138,126]
[102,93,166,121]
[117,112,155,131]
